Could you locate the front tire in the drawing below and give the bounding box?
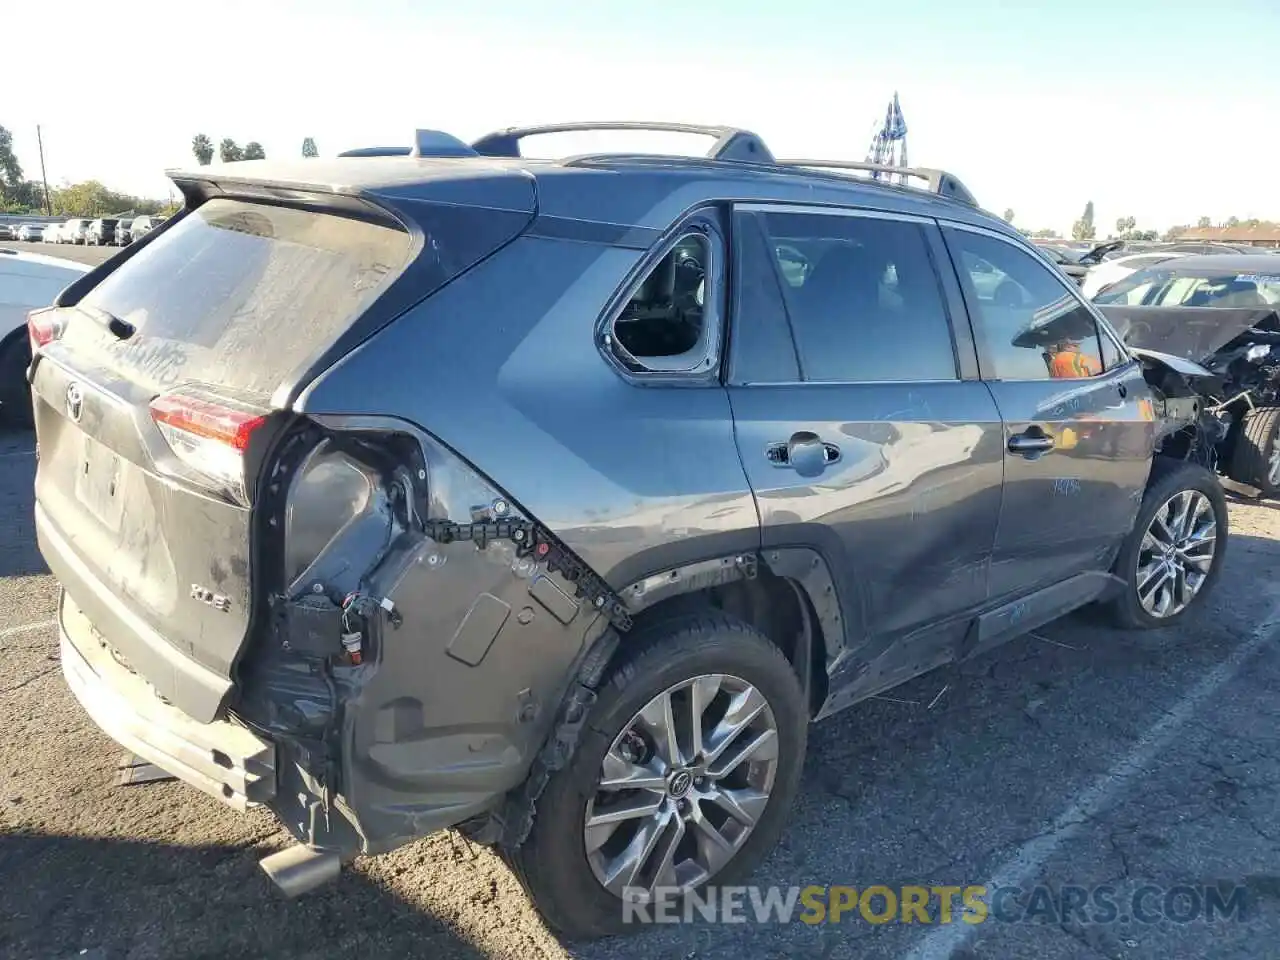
[1106,459,1227,629]
[1227,406,1280,496]
[512,611,808,939]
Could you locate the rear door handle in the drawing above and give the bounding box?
[1008,429,1055,456]
[766,431,841,473]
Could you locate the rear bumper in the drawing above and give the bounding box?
[60,594,277,810]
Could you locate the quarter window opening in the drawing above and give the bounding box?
[610,233,714,373]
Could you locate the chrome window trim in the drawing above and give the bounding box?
[734,201,932,225]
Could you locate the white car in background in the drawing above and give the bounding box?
[1081,251,1190,300]
[60,219,89,245]
[0,249,90,426]
[42,223,61,243]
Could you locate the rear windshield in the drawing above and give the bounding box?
[75,198,410,398]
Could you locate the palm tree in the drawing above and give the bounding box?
[191,133,214,166]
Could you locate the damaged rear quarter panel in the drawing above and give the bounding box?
[283,418,612,853]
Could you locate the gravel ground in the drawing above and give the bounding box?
[2,240,121,267]
[2,424,1279,960]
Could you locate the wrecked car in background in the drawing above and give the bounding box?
[28,123,1230,940]
[1096,254,1280,494]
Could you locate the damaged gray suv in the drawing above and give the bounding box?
[29,122,1228,939]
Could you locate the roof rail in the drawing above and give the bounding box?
[774,159,978,207]
[332,124,978,206]
[469,121,775,164]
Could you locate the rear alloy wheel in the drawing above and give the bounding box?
[511,612,807,940]
[1106,460,1227,629]
[584,673,779,897]
[1228,406,1280,496]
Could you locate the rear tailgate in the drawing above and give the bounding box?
[32,177,534,721]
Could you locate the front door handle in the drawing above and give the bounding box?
[1008,428,1055,456]
[766,431,841,474]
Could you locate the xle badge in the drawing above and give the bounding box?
[190,584,232,612]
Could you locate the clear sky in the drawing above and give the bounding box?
[8,0,1279,234]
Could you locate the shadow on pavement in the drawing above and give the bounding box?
[0,427,45,579]
[0,831,489,960]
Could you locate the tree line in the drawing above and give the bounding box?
[1003,201,1278,243]
[190,134,319,165]
[0,124,173,217]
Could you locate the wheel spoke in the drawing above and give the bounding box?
[1170,492,1194,540]
[598,810,678,895]
[585,793,665,829]
[1137,561,1168,599]
[704,686,768,766]
[599,748,668,793]
[650,815,687,890]
[685,675,722,762]
[708,728,778,780]
[1148,511,1176,549]
[688,806,737,876]
[638,690,683,768]
[707,786,770,828]
[1173,563,1192,607]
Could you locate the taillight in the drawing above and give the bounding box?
[27,309,64,351]
[150,389,267,502]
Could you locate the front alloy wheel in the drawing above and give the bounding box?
[1107,459,1228,629]
[1135,489,1217,618]
[584,674,779,899]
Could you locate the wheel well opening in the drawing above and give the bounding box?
[628,571,828,717]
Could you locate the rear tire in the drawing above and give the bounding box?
[1105,459,1227,629]
[1227,406,1280,496]
[511,611,808,940]
[0,332,34,429]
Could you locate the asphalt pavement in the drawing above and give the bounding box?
[2,423,1279,960]
[2,240,120,267]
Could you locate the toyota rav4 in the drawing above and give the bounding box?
[29,122,1228,939]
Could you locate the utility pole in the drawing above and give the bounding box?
[36,124,52,215]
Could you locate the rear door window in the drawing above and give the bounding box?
[754,211,958,382]
[72,198,410,397]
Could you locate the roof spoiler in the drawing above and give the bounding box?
[335,122,975,205]
[337,129,478,158]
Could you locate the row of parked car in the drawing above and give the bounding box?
[0,216,167,247]
[1033,237,1279,297]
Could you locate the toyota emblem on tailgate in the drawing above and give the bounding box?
[65,381,84,422]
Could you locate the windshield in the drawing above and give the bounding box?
[1094,266,1280,308]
